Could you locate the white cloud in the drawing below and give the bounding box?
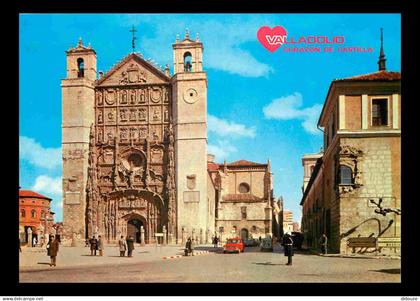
[208,114,256,138]
[263,92,323,134]
[19,136,61,169]
[119,15,274,77]
[208,140,237,161]
[31,175,62,197]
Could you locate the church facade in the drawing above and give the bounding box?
[62,32,212,244]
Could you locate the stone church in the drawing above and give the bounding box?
[62,30,279,245]
[62,30,213,245]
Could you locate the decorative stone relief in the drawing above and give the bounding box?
[119,109,128,122]
[151,106,161,122]
[105,89,116,105]
[120,90,128,104]
[139,89,147,103]
[336,145,364,194]
[139,126,148,139]
[98,111,103,124]
[120,64,147,84]
[150,87,162,103]
[97,91,103,105]
[138,108,147,122]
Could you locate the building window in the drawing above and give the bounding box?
[310,165,315,174]
[372,98,388,126]
[183,52,192,72]
[238,182,250,194]
[339,165,353,185]
[31,209,36,218]
[41,210,45,219]
[20,209,25,218]
[241,207,247,219]
[77,58,84,78]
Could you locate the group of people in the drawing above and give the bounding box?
[87,235,105,256]
[86,235,136,257]
[118,235,135,257]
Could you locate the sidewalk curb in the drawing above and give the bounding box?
[162,255,183,260]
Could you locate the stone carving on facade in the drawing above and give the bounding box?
[98,111,103,124]
[139,89,146,103]
[120,90,127,104]
[336,145,364,194]
[105,89,116,105]
[120,64,147,85]
[120,109,127,122]
[152,107,161,122]
[138,108,147,122]
[97,91,103,105]
[150,87,162,103]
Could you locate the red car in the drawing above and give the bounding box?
[223,238,245,253]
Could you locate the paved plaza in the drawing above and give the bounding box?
[19,244,400,283]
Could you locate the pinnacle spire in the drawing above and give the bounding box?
[378,27,387,71]
[185,28,190,39]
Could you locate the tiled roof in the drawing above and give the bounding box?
[227,160,266,166]
[19,190,51,200]
[207,162,220,171]
[222,194,265,203]
[334,70,401,82]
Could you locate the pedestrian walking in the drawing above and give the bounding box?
[19,237,22,253]
[319,233,328,255]
[118,235,127,257]
[89,236,98,256]
[185,237,192,256]
[213,236,218,248]
[47,235,59,267]
[281,233,294,266]
[97,235,104,256]
[126,235,135,257]
[32,236,37,247]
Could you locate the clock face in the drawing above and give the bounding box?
[183,88,198,104]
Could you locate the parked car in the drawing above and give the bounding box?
[244,238,259,247]
[260,236,273,252]
[291,232,304,250]
[223,238,245,253]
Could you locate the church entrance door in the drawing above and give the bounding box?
[127,219,144,243]
[240,228,249,241]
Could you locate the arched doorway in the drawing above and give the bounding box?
[127,218,144,243]
[240,228,249,241]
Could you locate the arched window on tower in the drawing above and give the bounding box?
[31,209,37,219]
[183,52,192,72]
[21,209,25,218]
[77,58,84,78]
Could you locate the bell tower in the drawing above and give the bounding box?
[172,29,209,244]
[61,38,96,243]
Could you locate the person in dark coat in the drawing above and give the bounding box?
[185,237,192,256]
[126,235,135,257]
[282,233,294,265]
[97,235,104,256]
[89,236,98,256]
[47,235,59,267]
[319,234,328,255]
[213,236,218,248]
[46,235,54,256]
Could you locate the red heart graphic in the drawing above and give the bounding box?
[257,26,288,52]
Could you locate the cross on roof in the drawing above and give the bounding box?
[130,25,137,53]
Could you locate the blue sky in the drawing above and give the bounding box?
[19,14,401,223]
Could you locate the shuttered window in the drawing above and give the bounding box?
[372,99,388,126]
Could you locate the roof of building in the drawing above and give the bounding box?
[95,52,170,85]
[333,70,401,82]
[19,190,52,201]
[227,160,267,167]
[207,162,220,171]
[221,193,265,203]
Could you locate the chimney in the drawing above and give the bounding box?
[207,153,215,163]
